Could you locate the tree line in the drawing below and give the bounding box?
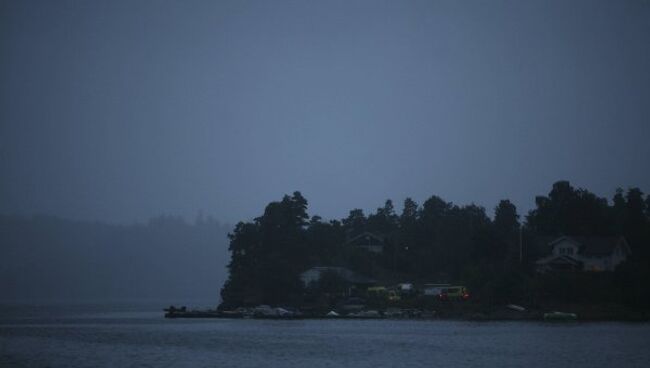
[220,181,650,309]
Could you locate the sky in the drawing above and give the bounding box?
[1,0,649,225]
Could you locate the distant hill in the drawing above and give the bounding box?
[0,215,230,303]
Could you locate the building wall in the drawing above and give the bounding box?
[300,269,321,286]
[552,239,579,257]
[578,245,626,271]
[360,244,383,253]
[581,256,608,271]
[548,239,627,272]
[611,245,627,269]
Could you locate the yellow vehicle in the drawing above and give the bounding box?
[439,286,470,301]
[367,286,387,294]
[366,286,401,301]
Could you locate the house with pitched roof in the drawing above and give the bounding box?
[345,231,385,253]
[535,236,631,272]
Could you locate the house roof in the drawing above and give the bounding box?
[345,231,384,245]
[549,236,629,257]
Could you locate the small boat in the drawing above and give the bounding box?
[348,310,381,318]
[507,304,526,312]
[543,311,577,321]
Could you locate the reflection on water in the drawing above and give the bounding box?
[1,302,650,368]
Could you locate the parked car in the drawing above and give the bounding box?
[366,286,401,301]
[438,286,470,301]
[423,284,450,297]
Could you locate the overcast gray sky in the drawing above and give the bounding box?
[1,0,649,224]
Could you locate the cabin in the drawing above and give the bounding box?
[345,232,385,253]
[535,236,630,273]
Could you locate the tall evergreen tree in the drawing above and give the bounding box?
[400,197,418,224]
[526,180,610,236]
[220,192,310,308]
[367,199,398,234]
[342,209,366,237]
[494,200,520,236]
[494,199,520,261]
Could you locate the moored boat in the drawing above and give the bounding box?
[544,311,577,321]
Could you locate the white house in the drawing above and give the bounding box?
[535,236,630,272]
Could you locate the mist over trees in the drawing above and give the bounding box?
[221,181,650,309]
[0,215,230,302]
[3,180,648,307]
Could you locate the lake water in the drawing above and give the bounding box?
[1,302,650,368]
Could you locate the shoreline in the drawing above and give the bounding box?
[163,314,650,322]
[163,304,650,322]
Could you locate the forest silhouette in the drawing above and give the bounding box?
[220,181,650,311]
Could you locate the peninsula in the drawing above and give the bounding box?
[192,181,650,320]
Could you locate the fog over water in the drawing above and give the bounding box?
[0,215,230,302]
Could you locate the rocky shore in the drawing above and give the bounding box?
[164,302,650,322]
